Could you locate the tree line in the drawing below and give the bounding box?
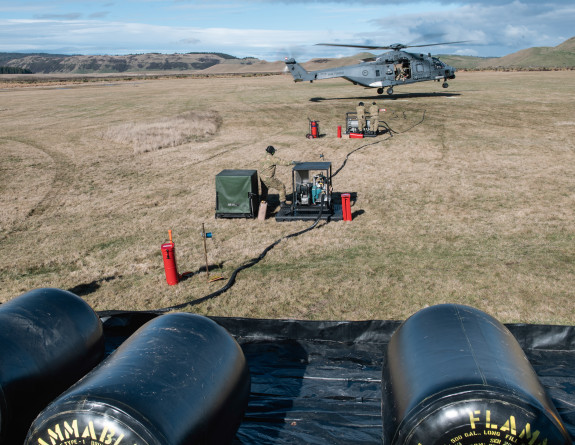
[0,66,32,74]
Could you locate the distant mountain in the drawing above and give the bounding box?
[0,52,250,74]
[1,37,574,75]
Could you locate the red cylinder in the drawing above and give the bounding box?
[311,121,318,138]
[161,241,179,285]
[337,125,342,138]
[341,193,352,221]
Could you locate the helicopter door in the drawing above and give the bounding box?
[395,60,411,81]
[414,63,424,79]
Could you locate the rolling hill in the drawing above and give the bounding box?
[1,37,574,75]
[0,52,254,74]
[440,36,575,69]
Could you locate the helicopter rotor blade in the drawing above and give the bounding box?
[315,43,394,50]
[315,41,470,51]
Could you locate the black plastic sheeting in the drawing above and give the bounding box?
[99,312,575,444]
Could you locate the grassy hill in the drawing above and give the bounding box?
[0,52,245,74]
[491,36,575,68]
[1,37,574,74]
[435,55,499,70]
[440,37,575,69]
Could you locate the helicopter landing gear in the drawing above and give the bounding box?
[442,81,449,88]
[377,88,384,95]
[386,87,394,95]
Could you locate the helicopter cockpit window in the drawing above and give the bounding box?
[432,57,445,69]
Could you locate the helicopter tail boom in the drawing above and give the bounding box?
[284,58,316,82]
[284,58,351,83]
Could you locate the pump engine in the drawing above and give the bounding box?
[276,161,337,221]
[296,174,329,206]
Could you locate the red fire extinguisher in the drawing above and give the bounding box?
[307,119,319,139]
[311,120,319,138]
[161,230,179,285]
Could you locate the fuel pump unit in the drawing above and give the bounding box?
[276,161,343,221]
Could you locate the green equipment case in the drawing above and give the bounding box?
[215,169,259,218]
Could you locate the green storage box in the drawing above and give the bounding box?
[215,169,259,218]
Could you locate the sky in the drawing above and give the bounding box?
[0,0,574,61]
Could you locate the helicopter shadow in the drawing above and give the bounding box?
[68,275,122,297]
[309,91,460,102]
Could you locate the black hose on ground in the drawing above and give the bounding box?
[333,109,426,178]
[332,136,391,178]
[102,111,426,314]
[154,197,327,312]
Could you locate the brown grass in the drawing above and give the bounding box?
[0,71,574,324]
[104,111,221,153]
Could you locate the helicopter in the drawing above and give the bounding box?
[285,41,465,95]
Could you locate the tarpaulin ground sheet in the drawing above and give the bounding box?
[100,313,575,444]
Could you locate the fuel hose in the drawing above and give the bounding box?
[154,195,328,312]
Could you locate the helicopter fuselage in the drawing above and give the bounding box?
[285,49,456,95]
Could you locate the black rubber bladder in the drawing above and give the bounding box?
[26,312,250,445]
[382,304,572,445]
[0,288,105,444]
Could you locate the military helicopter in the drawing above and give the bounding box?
[285,41,465,95]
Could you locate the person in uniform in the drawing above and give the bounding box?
[259,145,293,205]
[369,102,380,134]
[356,102,366,133]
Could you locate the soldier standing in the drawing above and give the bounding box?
[356,102,366,133]
[259,145,293,205]
[369,102,380,134]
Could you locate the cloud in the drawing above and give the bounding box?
[179,37,202,45]
[1,1,573,59]
[455,48,480,56]
[89,11,111,19]
[34,13,83,20]
[0,18,325,57]
[176,0,573,4]
[364,1,574,56]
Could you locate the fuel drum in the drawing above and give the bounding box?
[0,288,104,444]
[382,304,572,445]
[26,312,250,445]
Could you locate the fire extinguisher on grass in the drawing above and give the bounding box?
[306,119,319,139]
[161,230,179,285]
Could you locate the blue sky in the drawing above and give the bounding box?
[0,0,573,60]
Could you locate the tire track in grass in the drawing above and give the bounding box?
[0,137,75,239]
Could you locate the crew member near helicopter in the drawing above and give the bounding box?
[259,145,293,205]
[369,102,380,135]
[356,102,366,133]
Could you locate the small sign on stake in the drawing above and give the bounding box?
[201,223,224,283]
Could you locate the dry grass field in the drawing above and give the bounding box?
[1,70,574,324]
